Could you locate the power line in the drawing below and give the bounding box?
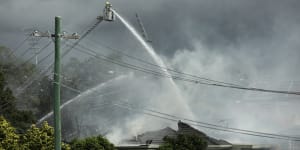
[72,43,236,86]
[6,37,42,66]
[69,45,185,80]
[15,40,52,69]
[36,47,53,65]
[83,39,242,87]
[6,47,300,141]
[16,43,72,96]
[61,20,102,58]
[117,101,300,140]
[18,37,42,58]
[5,78,299,142]
[0,77,81,113]
[26,18,80,150]
[35,40,71,67]
[36,83,127,124]
[111,102,300,141]
[71,44,300,96]
[16,20,102,96]
[0,77,87,114]
[36,78,300,141]
[8,36,31,57]
[60,82,81,93]
[89,44,299,95]
[34,40,71,66]
[34,19,102,68]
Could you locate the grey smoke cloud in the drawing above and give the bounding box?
[1,0,300,148]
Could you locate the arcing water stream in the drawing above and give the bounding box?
[37,75,128,124]
[113,10,194,118]
[38,11,194,125]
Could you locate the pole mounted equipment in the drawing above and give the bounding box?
[17,1,115,98]
[31,30,79,39]
[28,3,115,149]
[31,16,79,150]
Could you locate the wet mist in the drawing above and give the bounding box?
[1,0,300,148]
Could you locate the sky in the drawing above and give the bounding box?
[1,0,300,147]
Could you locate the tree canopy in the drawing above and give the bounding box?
[0,71,35,133]
[70,135,114,150]
[159,134,207,150]
[0,116,70,150]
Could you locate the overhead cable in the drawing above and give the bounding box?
[72,44,300,96]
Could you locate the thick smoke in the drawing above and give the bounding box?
[1,0,300,148]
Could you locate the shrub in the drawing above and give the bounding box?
[21,122,70,150]
[70,135,114,150]
[0,116,21,149]
[0,116,70,150]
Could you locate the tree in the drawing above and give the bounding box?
[0,46,37,86]
[35,76,53,118]
[0,116,21,149]
[159,134,207,150]
[0,71,35,133]
[0,116,70,150]
[20,122,70,150]
[70,135,114,150]
[0,71,16,114]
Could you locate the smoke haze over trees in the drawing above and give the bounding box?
[0,0,299,148]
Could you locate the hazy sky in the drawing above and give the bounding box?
[1,0,300,147]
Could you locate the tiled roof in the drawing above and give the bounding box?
[137,127,177,145]
[125,121,231,145]
[177,121,231,145]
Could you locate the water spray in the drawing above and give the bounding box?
[37,75,129,124]
[112,10,195,119]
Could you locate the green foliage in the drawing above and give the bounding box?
[0,46,39,120]
[0,42,121,149]
[20,122,70,150]
[0,46,37,86]
[0,117,70,150]
[70,135,114,150]
[0,116,21,149]
[0,72,16,112]
[9,110,35,133]
[159,134,207,150]
[0,71,35,133]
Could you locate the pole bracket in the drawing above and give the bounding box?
[31,30,80,39]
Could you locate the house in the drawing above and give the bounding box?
[116,121,273,150]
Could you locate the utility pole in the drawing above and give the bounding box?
[30,1,114,149]
[32,16,79,150]
[53,16,62,150]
